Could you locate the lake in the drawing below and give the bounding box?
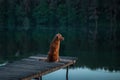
[41,50,120,80]
[43,68,120,80]
[0,0,120,79]
[0,29,120,80]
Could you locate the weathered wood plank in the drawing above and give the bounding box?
[0,54,77,80]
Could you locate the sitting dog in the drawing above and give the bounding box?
[47,33,64,62]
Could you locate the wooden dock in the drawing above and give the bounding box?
[0,54,77,80]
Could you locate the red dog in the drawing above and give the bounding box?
[47,33,64,62]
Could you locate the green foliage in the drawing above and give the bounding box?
[33,0,49,27]
[57,4,67,27]
[0,0,120,62]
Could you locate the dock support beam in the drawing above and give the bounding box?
[66,66,69,80]
[34,76,42,80]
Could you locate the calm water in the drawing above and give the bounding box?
[0,29,120,80]
[41,51,120,80]
[43,68,120,80]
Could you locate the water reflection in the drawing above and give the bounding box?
[75,51,120,72]
[0,61,8,67]
[43,68,120,80]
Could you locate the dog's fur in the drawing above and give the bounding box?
[47,33,64,62]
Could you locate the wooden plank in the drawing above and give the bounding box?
[21,61,75,80]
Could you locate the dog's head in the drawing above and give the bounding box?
[56,33,64,41]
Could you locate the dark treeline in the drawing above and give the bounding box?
[0,0,120,68]
[75,51,120,72]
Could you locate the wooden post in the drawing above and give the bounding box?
[34,76,42,80]
[66,66,69,80]
[40,76,42,80]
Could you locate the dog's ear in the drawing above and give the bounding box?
[56,35,59,39]
[56,34,59,38]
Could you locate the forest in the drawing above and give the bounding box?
[0,0,120,63]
